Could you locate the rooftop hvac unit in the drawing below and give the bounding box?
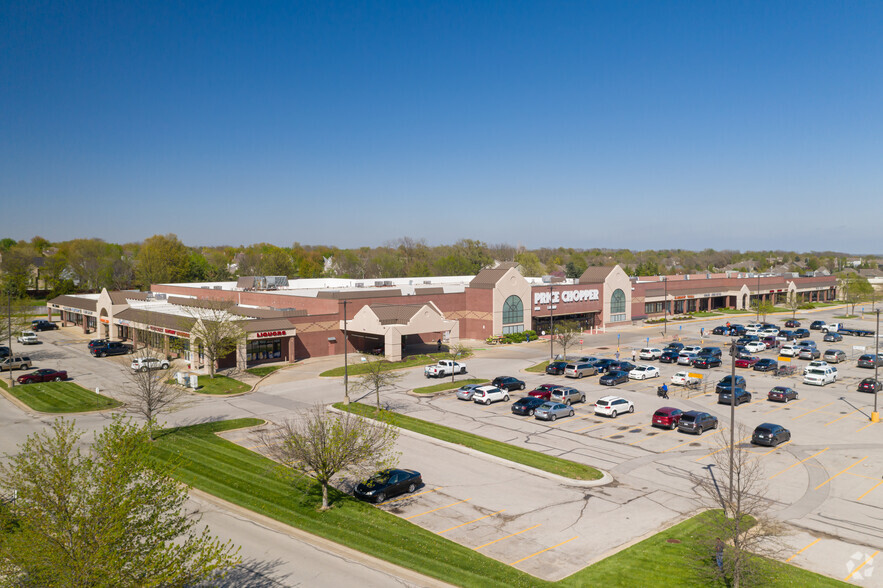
[154,293,167,300]
[374,281,385,287]
[213,286,222,289]
[200,286,210,289]
[355,282,364,288]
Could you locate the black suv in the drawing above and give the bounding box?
[31,319,59,331]
[546,361,568,375]
[699,346,722,358]
[715,375,746,394]
[810,321,825,330]
[678,411,718,435]
[90,341,133,357]
[718,388,752,406]
[492,376,525,391]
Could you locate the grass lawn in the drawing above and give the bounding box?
[195,375,251,395]
[3,381,122,413]
[149,420,847,588]
[334,402,602,481]
[413,378,487,394]
[246,365,284,378]
[833,315,859,319]
[525,360,550,373]
[320,352,469,377]
[692,311,723,318]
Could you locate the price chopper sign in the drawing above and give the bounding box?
[534,289,599,305]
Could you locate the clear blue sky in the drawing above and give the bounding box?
[2,1,881,252]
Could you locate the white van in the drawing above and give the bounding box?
[804,366,837,386]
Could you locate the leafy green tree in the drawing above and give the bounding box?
[0,244,34,296]
[65,239,116,291]
[0,417,240,586]
[136,234,190,287]
[514,251,544,277]
[183,300,245,378]
[840,273,874,315]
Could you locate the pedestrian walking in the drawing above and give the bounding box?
[631,349,636,362]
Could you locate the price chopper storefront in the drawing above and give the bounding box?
[531,266,632,334]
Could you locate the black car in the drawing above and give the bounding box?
[729,345,751,359]
[793,328,810,339]
[664,342,685,353]
[718,387,751,406]
[87,338,109,350]
[768,386,798,402]
[729,324,747,336]
[753,358,779,372]
[610,361,636,372]
[823,332,843,342]
[492,376,526,391]
[599,370,629,386]
[692,355,721,369]
[0,346,9,359]
[90,341,133,357]
[678,411,718,435]
[858,378,882,393]
[31,319,59,331]
[546,361,569,375]
[857,354,883,368]
[751,423,791,447]
[810,321,825,330]
[699,346,722,358]
[736,336,759,346]
[784,320,801,328]
[511,396,548,416]
[659,350,680,363]
[777,330,795,341]
[712,326,731,336]
[354,469,422,504]
[715,375,746,394]
[593,359,617,373]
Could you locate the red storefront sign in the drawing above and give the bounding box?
[256,330,287,338]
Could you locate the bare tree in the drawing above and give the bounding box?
[182,300,245,378]
[553,320,582,359]
[118,350,187,429]
[691,424,788,587]
[353,359,403,410]
[257,405,399,509]
[786,290,801,319]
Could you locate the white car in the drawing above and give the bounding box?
[682,345,703,355]
[594,396,634,418]
[638,348,663,360]
[780,345,802,357]
[677,352,698,366]
[743,341,766,353]
[803,360,831,376]
[759,327,779,338]
[131,357,171,371]
[471,385,509,405]
[671,371,700,386]
[629,365,660,380]
[17,331,38,345]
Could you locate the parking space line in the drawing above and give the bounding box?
[439,510,504,534]
[662,428,726,454]
[769,447,829,480]
[844,551,878,581]
[385,487,441,504]
[792,401,836,420]
[574,422,606,433]
[510,535,579,566]
[603,427,642,439]
[814,457,868,490]
[629,427,678,444]
[763,399,803,415]
[823,409,861,427]
[474,524,541,550]
[694,435,750,462]
[752,440,791,459]
[405,498,471,520]
[857,479,883,502]
[855,421,877,433]
[786,538,820,562]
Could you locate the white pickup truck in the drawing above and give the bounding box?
[424,359,467,378]
[803,365,837,386]
[17,331,38,345]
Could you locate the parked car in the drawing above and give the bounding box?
[671,371,700,386]
[639,348,663,360]
[564,362,597,379]
[857,354,883,369]
[802,360,830,375]
[660,350,680,363]
[718,387,751,406]
[692,356,721,369]
[715,375,746,394]
[699,346,723,358]
[731,345,752,359]
[652,407,684,429]
[798,347,821,360]
[17,331,38,345]
[776,330,795,342]
[511,396,548,416]
[677,411,718,435]
[609,361,636,372]
[629,365,660,380]
[751,423,791,447]
[682,346,703,355]
[743,341,766,353]
[131,357,171,371]
[665,342,685,352]
[492,376,525,391]
[810,320,826,330]
[779,345,802,357]
[593,359,618,373]
[784,320,800,328]
[803,366,837,386]
[87,338,109,350]
[0,356,32,371]
[736,336,759,346]
[795,339,817,349]
[678,352,698,366]
[729,324,747,336]
[793,328,810,339]
[550,386,586,405]
[823,332,843,342]
[753,359,779,372]
[471,385,509,404]
[535,401,575,421]
[456,384,484,401]
[31,319,59,331]
[599,370,629,386]
[545,361,569,375]
[768,386,798,402]
[528,384,563,400]
[90,341,133,357]
[823,349,847,363]
[858,378,882,393]
[762,336,781,349]
[16,368,68,384]
[354,468,422,503]
[735,356,760,368]
[0,346,9,359]
[594,395,634,418]
[712,326,731,335]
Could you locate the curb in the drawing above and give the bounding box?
[328,405,613,488]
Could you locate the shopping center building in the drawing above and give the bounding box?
[46,265,838,373]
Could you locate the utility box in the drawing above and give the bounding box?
[175,372,187,385]
[188,373,199,389]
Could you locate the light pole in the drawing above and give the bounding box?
[728,340,737,503]
[343,299,349,404]
[6,287,13,388]
[663,276,668,336]
[873,309,880,423]
[756,273,760,322]
[549,284,555,361]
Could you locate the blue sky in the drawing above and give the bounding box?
[2,1,881,252]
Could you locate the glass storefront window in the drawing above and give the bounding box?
[247,339,281,361]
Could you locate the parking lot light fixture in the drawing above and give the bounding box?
[728,340,736,502]
[873,309,880,423]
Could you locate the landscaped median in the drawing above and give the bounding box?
[147,419,847,587]
[333,402,603,481]
[412,378,486,394]
[0,379,122,413]
[525,360,550,373]
[320,352,470,377]
[189,375,251,395]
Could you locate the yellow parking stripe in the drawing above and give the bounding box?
[574,422,606,433]
[769,447,829,480]
[786,538,820,562]
[791,401,836,420]
[823,409,861,427]
[764,399,803,415]
[752,440,791,459]
[384,487,441,504]
[857,479,883,501]
[603,427,641,439]
[474,524,541,550]
[814,457,868,490]
[439,510,504,534]
[844,551,878,581]
[855,421,877,433]
[510,535,579,566]
[405,498,471,520]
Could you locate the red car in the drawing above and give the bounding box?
[528,384,562,400]
[17,369,68,384]
[735,356,760,368]
[768,386,798,402]
[652,407,684,430]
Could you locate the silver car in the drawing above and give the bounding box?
[534,401,574,421]
[455,384,482,401]
[823,349,846,363]
[677,352,698,366]
[549,386,586,405]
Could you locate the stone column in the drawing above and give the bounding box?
[288,336,295,363]
[236,339,247,371]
